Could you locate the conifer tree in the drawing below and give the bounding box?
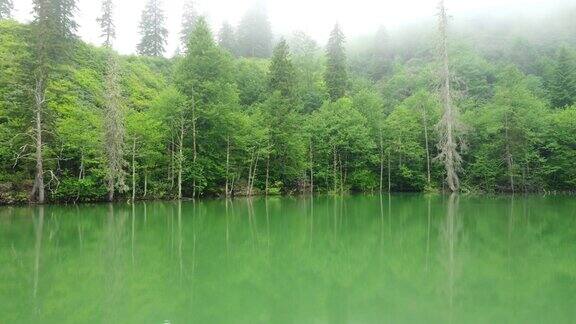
[97,0,115,47]
[180,0,197,49]
[0,0,13,19]
[30,0,78,203]
[268,39,296,98]
[236,4,272,58]
[324,24,348,101]
[550,46,576,108]
[218,21,237,55]
[137,0,168,57]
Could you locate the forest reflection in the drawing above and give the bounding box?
[1,194,575,323]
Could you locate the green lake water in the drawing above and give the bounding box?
[1,194,575,323]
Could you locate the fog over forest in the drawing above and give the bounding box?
[11,0,576,55]
[1,0,576,204]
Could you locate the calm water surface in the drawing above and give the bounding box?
[1,194,575,323]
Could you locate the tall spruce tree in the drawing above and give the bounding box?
[97,0,115,47]
[236,4,272,58]
[268,39,296,98]
[180,0,197,49]
[137,0,168,57]
[0,0,13,19]
[30,0,78,203]
[218,21,237,55]
[325,24,348,101]
[550,46,576,108]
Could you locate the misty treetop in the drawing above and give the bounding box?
[1,1,576,203]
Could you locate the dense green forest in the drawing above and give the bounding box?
[1,0,576,203]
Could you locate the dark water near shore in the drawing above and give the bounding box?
[1,194,575,323]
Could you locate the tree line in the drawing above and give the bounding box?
[0,0,575,204]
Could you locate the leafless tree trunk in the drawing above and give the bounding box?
[31,77,46,204]
[333,145,338,193]
[131,137,136,202]
[379,131,384,193]
[423,110,431,184]
[249,153,259,196]
[504,113,515,193]
[191,91,197,199]
[169,139,174,191]
[309,140,314,194]
[225,136,230,197]
[177,119,184,199]
[143,170,148,198]
[387,151,391,192]
[103,54,126,202]
[437,0,462,192]
[265,154,270,196]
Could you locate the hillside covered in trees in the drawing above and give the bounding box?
[1,0,576,203]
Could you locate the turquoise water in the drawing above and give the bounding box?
[1,194,575,323]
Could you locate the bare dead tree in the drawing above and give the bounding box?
[436,0,463,192]
[103,53,127,202]
[31,76,46,204]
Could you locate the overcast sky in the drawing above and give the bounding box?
[12,0,571,56]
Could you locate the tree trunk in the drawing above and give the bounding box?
[250,153,259,196]
[339,154,344,194]
[333,145,338,193]
[438,0,461,192]
[309,140,314,195]
[379,131,384,193]
[504,113,515,193]
[170,138,174,191]
[247,153,254,196]
[132,137,136,202]
[178,121,184,200]
[143,170,148,198]
[32,77,45,204]
[103,54,125,203]
[191,93,197,199]
[388,151,391,192]
[265,154,270,196]
[423,112,431,184]
[225,136,230,198]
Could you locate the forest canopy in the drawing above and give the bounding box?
[1,1,576,203]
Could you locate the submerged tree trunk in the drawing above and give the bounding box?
[31,77,46,204]
[437,0,461,193]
